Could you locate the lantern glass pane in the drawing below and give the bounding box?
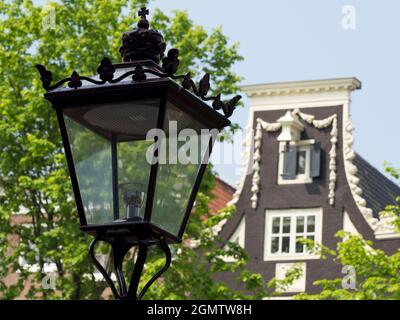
[116,139,153,221]
[63,98,161,225]
[151,103,215,236]
[64,116,113,224]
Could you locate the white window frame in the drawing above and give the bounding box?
[264,208,322,261]
[277,139,314,185]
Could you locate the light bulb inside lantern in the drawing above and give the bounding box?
[119,183,145,221]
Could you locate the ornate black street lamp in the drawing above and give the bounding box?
[35,8,240,300]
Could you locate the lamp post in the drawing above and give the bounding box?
[35,7,240,300]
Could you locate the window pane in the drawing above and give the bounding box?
[307,216,315,232]
[307,235,315,253]
[297,150,306,175]
[282,237,290,253]
[64,116,113,225]
[296,237,304,253]
[296,216,305,233]
[271,237,279,253]
[272,217,280,234]
[282,217,291,233]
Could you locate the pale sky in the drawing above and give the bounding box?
[149,0,400,186]
[32,0,400,187]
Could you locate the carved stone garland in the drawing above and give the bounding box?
[251,119,281,208]
[250,109,338,209]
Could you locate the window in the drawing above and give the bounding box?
[278,140,321,184]
[297,150,306,175]
[264,208,322,261]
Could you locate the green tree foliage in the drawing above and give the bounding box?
[292,166,400,300]
[0,0,263,299]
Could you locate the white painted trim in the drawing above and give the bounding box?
[277,111,304,142]
[375,232,400,240]
[264,208,323,261]
[343,211,361,236]
[250,97,350,111]
[294,139,316,146]
[264,255,321,262]
[241,77,361,98]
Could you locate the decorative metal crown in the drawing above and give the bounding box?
[35,7,241,118]
[119,7,166,63]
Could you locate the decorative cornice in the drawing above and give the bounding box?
[241,78,361,98]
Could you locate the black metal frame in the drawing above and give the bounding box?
[55,108,87,226]
[111,134,119,221]
[143,94,167,222]
[48,77,229,231]
[89,234,171,300]
[38,69,233,299]
[35,7,240,297]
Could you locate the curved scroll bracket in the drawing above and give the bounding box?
[137,236,171,300]
[88,235,172,300]
[88,236,121,299]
